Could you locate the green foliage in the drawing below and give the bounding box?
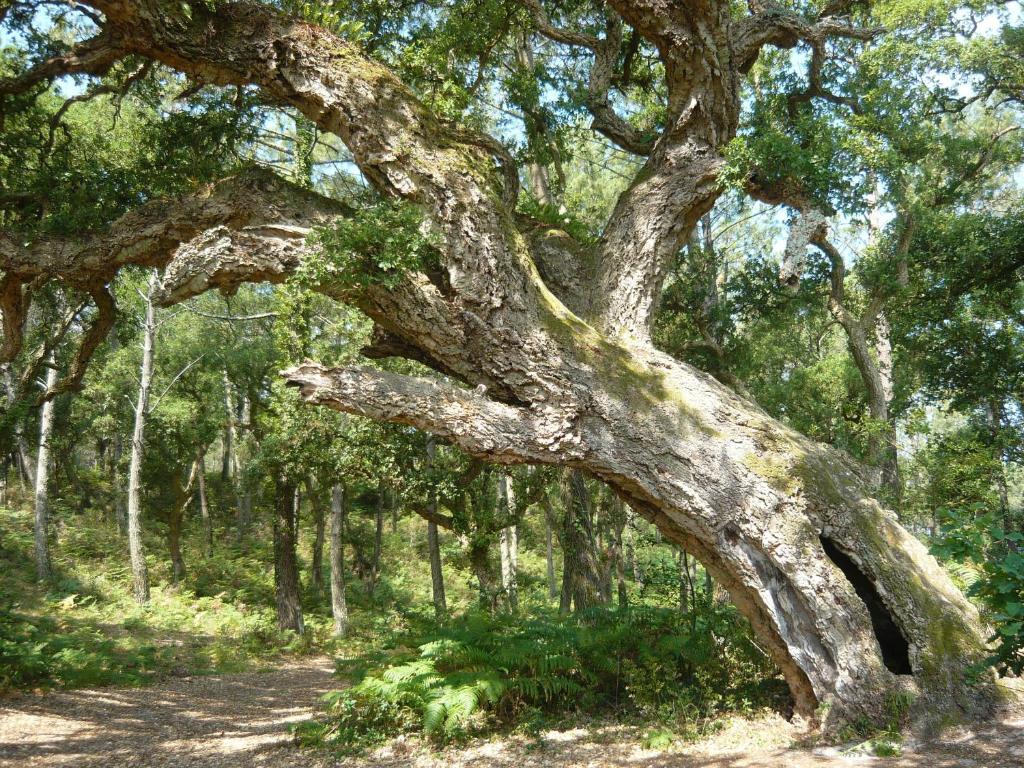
[278,2,370,42]
[304,200,437,291]
[0,607,167,691]
[299,605,782,750]
[933,503,1024,675]
[517,195,597,244]
[0,505,325,693]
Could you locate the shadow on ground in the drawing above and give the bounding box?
[0,656,338,768]
[1,660,1021,768]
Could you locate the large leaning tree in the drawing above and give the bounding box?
[0,0,1012,729]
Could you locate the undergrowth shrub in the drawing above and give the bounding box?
[296,605,783,750]
[0,607,167,690]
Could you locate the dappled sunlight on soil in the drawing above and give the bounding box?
[1,661,1021,768]
[348,716,1024,768]
[0,657,338,767]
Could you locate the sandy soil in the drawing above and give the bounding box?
[1,659,1021,767]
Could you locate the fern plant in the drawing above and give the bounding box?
[300,605,780,749]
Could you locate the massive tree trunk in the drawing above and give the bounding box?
[273,473,304,634]
[33,358,59,581]
[329,483,349,637]
[127,271,157,604]
[0,0,1002,732]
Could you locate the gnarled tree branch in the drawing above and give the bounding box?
[731,7,884,73]
[0,31,127,96]
[284,362,586,464]
[521,1,655,155]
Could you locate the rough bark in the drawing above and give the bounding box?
[273,473,304,634]
[1,0,1001,731]
[33,358,59,581]
[329,483,349,637]
[127,271,157,604]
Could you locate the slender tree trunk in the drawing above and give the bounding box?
[469,537,499,612]
[273,472,304,634]
[499,524,518,611]
[168,458,198,584]
[127,271,157,604]
[33,359,59,581]
[197,448,211,555]
[220,420,231,482]
[0,454,8,507]
[223,372,251,539]
[112,434,127,535]
[425,437,446,618]
[610,498,628,608]
[363,485,385,598]
[168,502,186,584]
[873,312,901,501]
[329,483,349,637]
[544,495,558,600]
[427,520,446,618]
[678,550,689,613]
[558,470,603,614]
[2,364,34,490]
[390,486,398,533]
[498,475,518,611]
[307,477,325,598]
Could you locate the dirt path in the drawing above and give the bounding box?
[1,661,1021,768]
[0,657,339,767]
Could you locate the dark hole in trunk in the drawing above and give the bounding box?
[820,536,912,675]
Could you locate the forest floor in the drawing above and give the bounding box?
[0,657,1021,768]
